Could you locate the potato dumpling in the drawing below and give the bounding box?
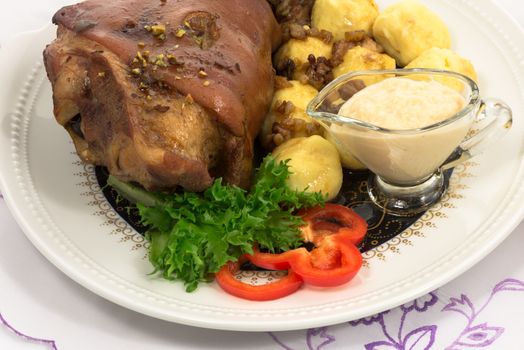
[312,0,379,41]
[273,135,343,200]
[261,81,319,147]
[274,37,332,79]
[373,0,451,67]
[406,48,478,90]
[271,80,319,112]
[332,46,396,83]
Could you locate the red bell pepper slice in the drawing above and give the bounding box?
[247,247,296,271]
[215,255,303,301]
[287,236,363,287]
[250,204,366,288]
[300,203,368,246]
[216,204,367,299]
[250,238,362,288]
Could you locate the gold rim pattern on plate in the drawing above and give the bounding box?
[74,157,149,254]
[74,155,476,264]
[361,161,476,264]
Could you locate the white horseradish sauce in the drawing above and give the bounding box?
[330,77,473,184]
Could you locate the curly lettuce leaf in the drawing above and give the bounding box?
[113,155,324,292]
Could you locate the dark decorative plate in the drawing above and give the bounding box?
[95,166,451,254]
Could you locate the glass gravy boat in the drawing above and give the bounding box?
[307,69,512,216]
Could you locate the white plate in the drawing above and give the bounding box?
[1,0,524,332]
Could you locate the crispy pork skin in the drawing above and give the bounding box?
[43,0,281,191]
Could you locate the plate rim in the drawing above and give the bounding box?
[1,0,524,332]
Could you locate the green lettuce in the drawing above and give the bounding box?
[109,156,324,292]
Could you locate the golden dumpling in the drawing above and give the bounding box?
[273,135,343,200]
[406,47,478,88]
[274,37,332,80]
[271,80,319,112]
[373,0,451,67]
[332,46,396,83]
[312,0,379,41]
[261,81,319,148]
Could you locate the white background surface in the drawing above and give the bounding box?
[1,0,524,349]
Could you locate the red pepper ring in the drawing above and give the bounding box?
[215,255,303,301]
[288,240,362,287]
[300,203,368,246]
[216,204,367,300]
[249,204,366,288]
[249,240,362,288]
[247,247,297,271]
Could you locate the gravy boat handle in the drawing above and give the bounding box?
[441,98,513,171]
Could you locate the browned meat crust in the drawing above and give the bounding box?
[44,0,281,192]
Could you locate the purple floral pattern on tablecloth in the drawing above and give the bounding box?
[0,313,58,349]
[1,192,57,348]
[270,278,524,349]
[444,279,524,349]
[269,327,336,350]
[357,292,439,350]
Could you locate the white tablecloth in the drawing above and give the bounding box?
[1,1,524,349]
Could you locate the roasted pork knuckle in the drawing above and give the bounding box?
[44,0,281,192]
